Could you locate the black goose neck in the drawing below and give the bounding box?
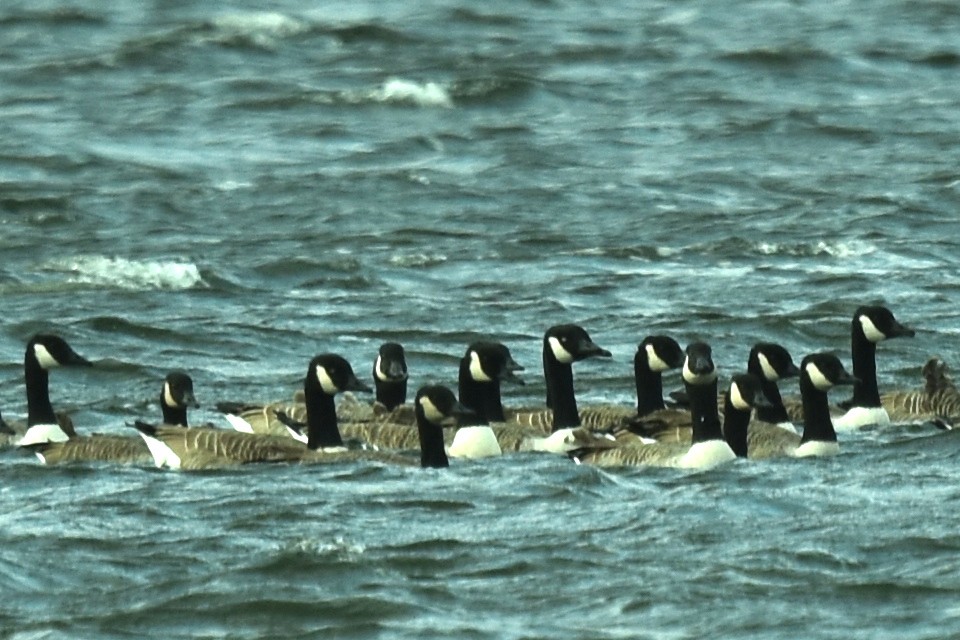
[376,378,407,411]
[722,394,750,458]
[542,349,553,409]
[747,358,790,423]
[304,379,343,449]
[24,354,56,426]
[457,360,499,425]
[687,377,722,444]
[850,332,881,407]
[416,407,449,469]
[756,379,790,423]
[543,342,579,430]
[481,380,506,422]
[799,377,837,443]
[634,355,666,416]
[161,397,189,427]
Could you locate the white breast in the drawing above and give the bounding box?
[676,440,736,470]
[832,406,890,432]
[17,423,70,446]
[447,426,502,458]
[792,440,840,458]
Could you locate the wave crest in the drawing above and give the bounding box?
[42,256,205,291]
[371,79,453,108]
[210,12,308,41]
[756,240,877,258]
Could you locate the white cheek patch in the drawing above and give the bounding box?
[682,359,717,385]
[418,395,446,424]
[859,315,887,343]
[729,383,751,411]
[374,355,389,382]
[805,362,834,391]
[469,351,493,382]
[316,365,340,395]
[163,382,178,408]
[548,337,575,364]
[33,344,60,370]
[645,344,671,372]
[757,353,779,381]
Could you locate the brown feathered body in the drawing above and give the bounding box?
[507,404,639,434]
[31,434,151,465]
[141,425,418,470]
[220,393,388,436]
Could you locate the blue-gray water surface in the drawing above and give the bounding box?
[2,1,960,638]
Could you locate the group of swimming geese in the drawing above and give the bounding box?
[1,304,957,472]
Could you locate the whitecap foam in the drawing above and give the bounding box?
[372,79,453,108]
[756,240,877,258]
[388,252,448,268]
[214,180,254,192]
[211,12,308,38]
[288,537,365,557]
[43,256,205,291]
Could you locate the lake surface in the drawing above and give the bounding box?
[2,1,960,638]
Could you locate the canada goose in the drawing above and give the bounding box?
[506,324,612,432]
[879,356,960,427]
[720,373,775,458]
[458,341,524,423]
[447,341,527,458]
[747,343,800,432]
[602,336,696,444]
[415,385,472,468]
[372,342,408,411]
[575,342,736,470]
[15,334,92,446]
[634,335,687,416]
[24,371,199,465]
[829,305,914,430]
[134,354,371,469]
[542,324,612,427]
[740,352,857,459]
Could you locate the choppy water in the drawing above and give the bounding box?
[2,1,960,638]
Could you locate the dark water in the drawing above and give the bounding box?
[2,1,960,637]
